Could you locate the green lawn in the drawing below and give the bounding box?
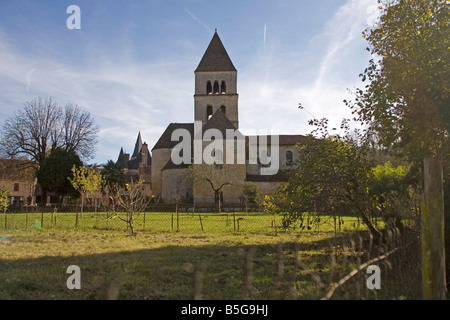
[0,212,421,300]
[1,210,373,234]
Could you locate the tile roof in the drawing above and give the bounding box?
[195,31,237,72]
[246,134,306,146]
[0,158,34,180]
[162,158,191,171]
[202,109,241,136]
[152,123,194,150]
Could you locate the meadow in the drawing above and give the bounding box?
[0,211,420,300]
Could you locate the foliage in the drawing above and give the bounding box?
[102,160,126,189]
[0,97,99,166]
[0,188,9,213]
[36,147,83,206]
[345,0,449,290]
[69,165,105,215]
[369,161,419,228]
[270,117,385,238]
[344,0,449,163]
[370,161,410,196]
[242,182,260,211]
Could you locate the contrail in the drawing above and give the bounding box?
[263,24,267,51]
[185,8,212,35]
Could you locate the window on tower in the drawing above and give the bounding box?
[286,150,293,165]
[207,81,212,94]
[220,105,226,114]
[221,81,226,94]
[207,105,213,120]
[213,81,219,94]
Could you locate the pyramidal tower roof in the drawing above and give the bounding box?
[195,30,236,72]
[131,132,143,159]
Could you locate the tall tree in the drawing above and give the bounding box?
[345,0,448,164]
[0,97,99,166]
[345,0,449,297]
[36,147,83,206]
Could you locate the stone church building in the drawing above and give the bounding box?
[118,31,305,206]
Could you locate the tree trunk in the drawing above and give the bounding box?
[129,216,135,236]
[421,157,446,300]
[444,178,450,291]
[80,194,84,217]
[215,190,221,213]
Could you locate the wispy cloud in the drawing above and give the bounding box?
[239,0,376,136]
[0,0,378,164]
[0,31,194,163]
[184,8,212,35]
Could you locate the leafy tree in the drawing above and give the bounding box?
[36,147,83,206]
[369,161,418,228]
[102,160,126,190]
[242,182,260,213]
[0,97,99,166]
[344,0,449,292]
[0,188,9,214]
[278,130,382,240]
[346,0,448,157]
[69,165,105,215]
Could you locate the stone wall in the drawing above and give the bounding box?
[151,148,172,195]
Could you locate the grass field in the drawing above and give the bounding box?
[1,210,371,234]
[0,212,420,300]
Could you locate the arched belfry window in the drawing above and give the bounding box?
[220,105,226,114]
[206,105,213,120]
[213,81,219,94]
[286,150,293,165]
[221,81,226,94]
[206,81,212,94]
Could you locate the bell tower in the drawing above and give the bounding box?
[194,30,239,128]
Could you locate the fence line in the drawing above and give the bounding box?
[1,210,372,234]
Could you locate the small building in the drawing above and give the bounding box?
[0,158,35,207]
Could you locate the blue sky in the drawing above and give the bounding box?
[0,0,380,165]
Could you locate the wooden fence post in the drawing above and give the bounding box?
[199,214,203,232]
[176,204,179,232]
[421,157,447,300]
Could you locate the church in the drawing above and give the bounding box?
[118,31,305,206]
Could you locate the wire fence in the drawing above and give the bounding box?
[0,197,398,235]
[1,209,374,234]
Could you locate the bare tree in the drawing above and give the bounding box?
[60,103,99,160]
[107,179,151,236]
[0,97,99,166]
[190,163,233,213]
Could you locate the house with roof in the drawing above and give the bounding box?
[0,158,36,207]
[117,31,305,206]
